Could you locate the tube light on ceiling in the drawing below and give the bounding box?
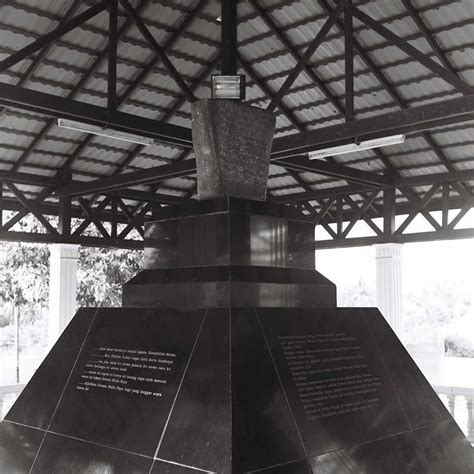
[57,118,154,146]
[308,134,405,160]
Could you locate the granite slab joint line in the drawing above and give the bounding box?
[28,308,100,474]
[360,309,415,433]
[254,309,309,457]
[154,457,216,473]
[246,427,420,473]
[150,309,209,469]
[5,419,156,463]
[246,455,309,473]
[50,429,154,460]
[3,419,47,433]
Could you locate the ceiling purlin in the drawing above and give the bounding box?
[321,0,473,202]
[60,0,209,192]
[9,0,152,174]
[0,0,81,118]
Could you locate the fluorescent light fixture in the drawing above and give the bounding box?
[57,118,154,146]
[308,134,405,160]
[211,74,246,100]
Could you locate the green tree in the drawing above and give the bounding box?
[77,246,142,307]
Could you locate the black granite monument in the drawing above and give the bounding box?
[1,99,472,473]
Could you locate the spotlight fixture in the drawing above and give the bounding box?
[308,134,405,160]
[57,118,154,146]
[211,74,246,100]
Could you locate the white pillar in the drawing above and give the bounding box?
[48,244,79,346]
[374,243,403,336]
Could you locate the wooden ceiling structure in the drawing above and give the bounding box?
[0,0,473,249]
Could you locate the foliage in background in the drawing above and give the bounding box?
[77,246,141,307]
[0,214,143,355]
[403,281,473,357]
[337,277,473,356]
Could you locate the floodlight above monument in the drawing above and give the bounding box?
[211,74,246,99]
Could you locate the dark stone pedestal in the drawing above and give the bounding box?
[2,307,472,473]
[1,199,472,473]
[123,197,336,308]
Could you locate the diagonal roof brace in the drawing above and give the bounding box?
[0,83,193,149]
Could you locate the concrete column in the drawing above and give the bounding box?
[374,243,403,336]
[48,244,79,346]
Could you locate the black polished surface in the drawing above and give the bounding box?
[49,308,205,457]
[308,430,424,473]
[231,308,306,473]
[30,432,153,474]
[151,459,204,473]
[0,421,44,474]
[2,305,473,473]
[362,307,451,428]
[257,308,409,457]
[413,419,474,473]
[256,459,312,474]
[148,196,313,221]
[158,308,231,473]
[144,199,315,271]
[123,266,336,308]
[5,308,97,430]
[126,266,334,285]
[123,282,336,308]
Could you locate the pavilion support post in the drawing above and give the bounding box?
[374,243,403,336]
[48,243,79,346]
[221,0,238,75]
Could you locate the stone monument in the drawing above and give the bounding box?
[1,99,472,473]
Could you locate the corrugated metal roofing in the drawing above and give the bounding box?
[0,0,473,213]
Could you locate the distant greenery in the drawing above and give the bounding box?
[0,214,142,356]
[338,278,473,357]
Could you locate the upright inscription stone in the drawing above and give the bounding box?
[1,99,472,473]
[192,99,275,201]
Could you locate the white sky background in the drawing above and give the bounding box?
[315,208,474,298]
[316,238,473,296]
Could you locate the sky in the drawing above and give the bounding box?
[316,238,473,296]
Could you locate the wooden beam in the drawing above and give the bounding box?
[277,156,391,187]
[221,0,238,74]
[266,2,345,112]
[0,82,193,149]
[271,94,474,158]
[0,1,109,73]
[55,160,196,198]
[314,228,474,249]
[0,230,143,249]
[352,6,473,94]
[119,0,196,102]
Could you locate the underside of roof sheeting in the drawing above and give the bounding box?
[0,0,472,212]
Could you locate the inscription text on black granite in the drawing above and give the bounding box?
[280,333,383,421]
[76,346,176,398]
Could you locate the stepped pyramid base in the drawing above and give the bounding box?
[2,306,472,473]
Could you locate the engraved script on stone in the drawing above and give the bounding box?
[76,346,176,398]
[280,333,383,421]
